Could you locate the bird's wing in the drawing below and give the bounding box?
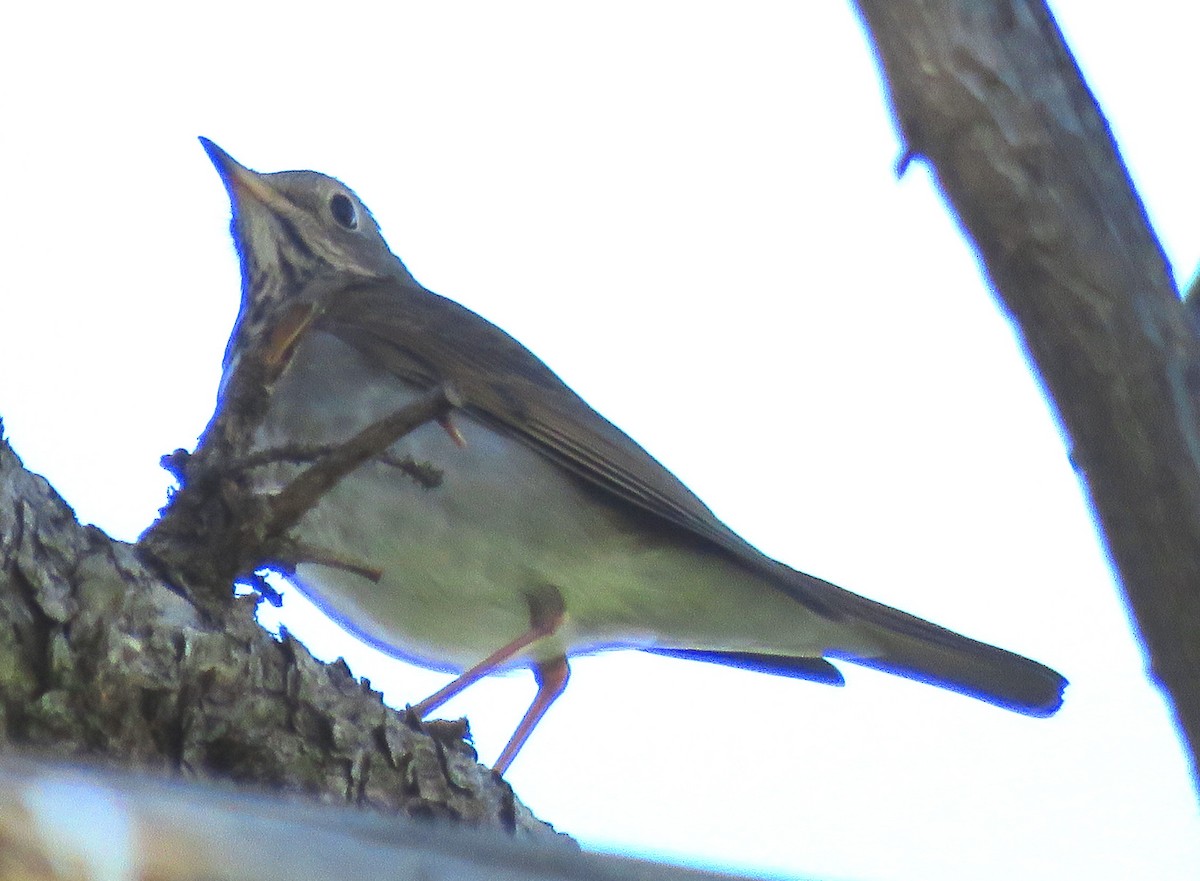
[318,280,817,582]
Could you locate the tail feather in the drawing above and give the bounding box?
[644,560,1065,716]
[642,647,845,685]
[766,565,1067,716]
[835,630,1066,717]
[828,602,1066,716]
[641,625,1064,718]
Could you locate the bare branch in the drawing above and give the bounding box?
[854,0,1200,786]
[264,384,457,539]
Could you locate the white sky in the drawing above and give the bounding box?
[2,3,1198,880]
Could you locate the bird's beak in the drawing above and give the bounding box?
[198,137,291,214]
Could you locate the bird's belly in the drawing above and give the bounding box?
[255,333,853,672]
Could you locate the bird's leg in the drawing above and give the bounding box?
[493,655,570,775]
[412,585,565,717]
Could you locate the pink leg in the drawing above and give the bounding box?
[413,625,553,717]
[493,656,570,775]
[412,586,565,718]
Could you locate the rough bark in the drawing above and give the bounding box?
[0,428,556,838]
[853,0,1200,785]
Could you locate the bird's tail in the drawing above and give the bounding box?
[827,591,1066,716]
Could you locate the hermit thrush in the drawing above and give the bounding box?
[200,138,1065,774]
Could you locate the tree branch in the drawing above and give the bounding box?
[853,0,1200,786]
[263,385,459,539]
[0,430,555,836]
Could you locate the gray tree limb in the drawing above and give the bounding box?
[854,0,1200,786]
[0,429,556,838]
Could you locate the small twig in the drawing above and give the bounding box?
[267,542,385,583]
[376,453,444,489]
[237,571,285,607]
[225,445,444,490]
[160,448,192,484]
[228,443,342,471]
[894,147,919,177]
[263,384,460,540]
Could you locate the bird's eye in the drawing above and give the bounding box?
[330,193,358,230]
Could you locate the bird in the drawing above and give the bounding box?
[198,137,1066,774]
